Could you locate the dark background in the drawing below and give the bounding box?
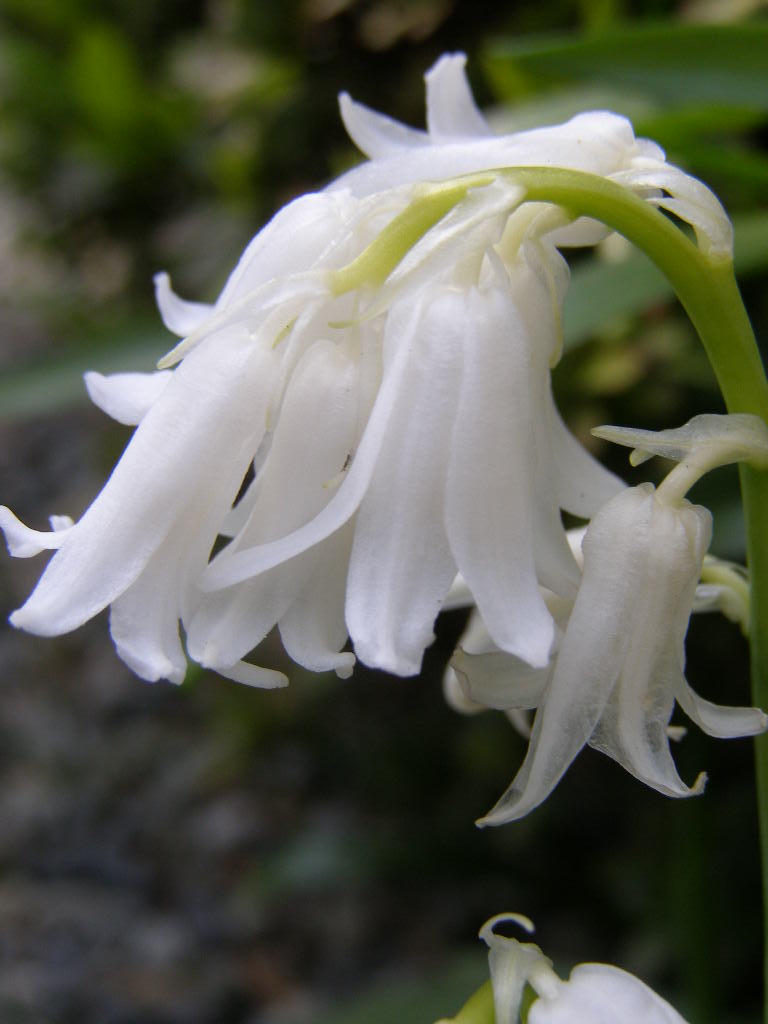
[1,1,767,1021]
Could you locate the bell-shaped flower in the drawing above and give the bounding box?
[188,245,616,681]
[0,189,368,687]
[0,54,733,687]
[451,475,766,825]
[456,914,691,1024]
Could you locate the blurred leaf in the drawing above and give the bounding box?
[488,85,765,142]
[0,0,91,35]
[69,25,147,136]
[638,104,764,143]
[483,53,768,196]
[564,211,768,349]
[0,322,166,421]
[485,23,768,110]
[67,23,191,171]
[487,82,657,133]
[661,140,768,196]
[0,35,70,133]
[310,953,487,1024]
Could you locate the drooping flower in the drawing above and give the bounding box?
[0,54,732,687]
[446,913,691,1024]
[449,415,768,824]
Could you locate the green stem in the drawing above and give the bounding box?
[509,168,768,1023]
[337,167,768,1022]
[405,168,768,1023]
[742,461,768,1024]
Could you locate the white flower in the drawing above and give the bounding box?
[0,53,732,687]
[451,481,767,825]
[466,913,690,1024]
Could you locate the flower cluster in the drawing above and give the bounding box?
[2,53,764,817]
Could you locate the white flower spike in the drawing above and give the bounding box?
[0,54,732,689]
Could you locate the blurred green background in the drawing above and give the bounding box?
[1,1,767,1022]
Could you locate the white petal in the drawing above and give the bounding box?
[530,432,581,599]
[216,191,358,308]
[442,573,474,610]
[425,53,491,140]
[478,490,657,824]
[159,273,330,369]
[188,340,361,670]
[209,339,360,565]
[590,656,705,800]
[201,297,420,589]
[153,272,213,337]
[480,914,553,1024]
[346,289,464,676]
[84,370,173,426]
[482,486,713,819]
[49,515,74,531]
[108,528,193,685]
[611,162,733,257]
[586,493,712,797]
[218,661,289,689]
[279,525,355,678]
[443,667,485,715]
[445,283,554,669]
[330,110,641,198]
[10,327,275,636]
[454,606,495,655]
[338,92,429,160]
[187,551,322,673]
[155,193,356,345]
[673,670,768,739]
[219,476,261,539]
[529,964,690,1024]
[502,251,585,596]
[548,393,625,518]
[1,506,73,558]
[451,649,550,710]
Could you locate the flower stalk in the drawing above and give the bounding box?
[515,169,768,1020]
[429,164,768,1022]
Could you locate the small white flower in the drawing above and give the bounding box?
[449,415,768,822]
[0,54,732,687]
[468,913,690,1024]
[452,477,766,824]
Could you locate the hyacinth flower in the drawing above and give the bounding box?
[437,913,690,1024]
[448,415,768,824]
[0,54,743,690]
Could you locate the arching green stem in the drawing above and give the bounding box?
[332,167,768,1021]
[505,168,768,1023]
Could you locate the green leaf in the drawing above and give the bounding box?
[309,953,488,1024]
[0,0,91,35]
[485,24,768,111]
[0,322,166,422]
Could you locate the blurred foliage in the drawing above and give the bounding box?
[1,1,768,1023]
